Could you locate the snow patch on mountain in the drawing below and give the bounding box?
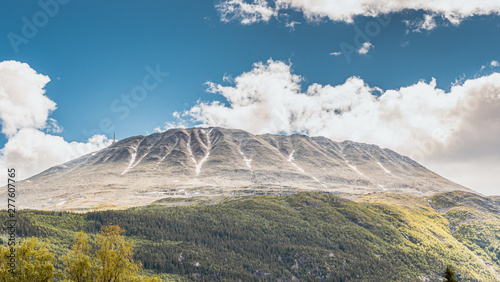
[121,146,138,175]
[346,161,366,177]
[288,150,305,173]
[154,137,180,170]
[239,149,252,169]
[188,129,212,176]
[312,176,328,188]
[377,162,391,174]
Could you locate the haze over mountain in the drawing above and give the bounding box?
[13,127,471,210]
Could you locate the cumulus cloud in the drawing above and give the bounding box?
[0,61,56,136]
[216,0,500,26]
[492,60,500,68]
[358,42,373,54]
[0,61,111,180]
[174,59,500,195]
[1,129,111,179]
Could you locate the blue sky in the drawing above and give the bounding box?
[1,0,500,194]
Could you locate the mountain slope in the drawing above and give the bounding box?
[5,191,499,281]
[14,127,471,210]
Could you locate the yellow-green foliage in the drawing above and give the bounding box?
[0,237,56,281]
[61,225,161,282]
[1,191,499,281]
[357,192,497,280]
[432,191,500,276]
[0,225,162,282]
[94,225,141,281]
[63,231,92,282]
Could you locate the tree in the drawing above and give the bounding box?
[94,225,141,281]
[63,231,92,282]
[0,237,55,282]
[63,225,161,282]
[444,264,458,282]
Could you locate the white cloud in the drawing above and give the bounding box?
[491,60,500,67]
[155,112,188,132]
[217,0,500,26]
[222,73,234,83]
[330,51,342,56]
[285,20,300,30]
[175,59,500,195]
[1,129,111,180]
[217,0,276,25]
[420,14,437,30]
[0,61,56,136]
[405,14,437,33]
[358,42,373,54]
[0,61,111,181]
[46,118,63,133]
[425,159,500,197]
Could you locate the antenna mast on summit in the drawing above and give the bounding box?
[113,133,115,144]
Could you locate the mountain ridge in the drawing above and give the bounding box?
[12,127,472,210]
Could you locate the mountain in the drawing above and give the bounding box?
[13,127,471,210]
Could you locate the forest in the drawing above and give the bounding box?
[1,191,499,281]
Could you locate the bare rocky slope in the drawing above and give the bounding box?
[13,127,472,210]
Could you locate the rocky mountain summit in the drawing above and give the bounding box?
[14,127,471,210]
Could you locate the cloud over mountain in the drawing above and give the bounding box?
[171,59,500,195]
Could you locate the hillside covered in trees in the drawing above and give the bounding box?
[1,191,500,281]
